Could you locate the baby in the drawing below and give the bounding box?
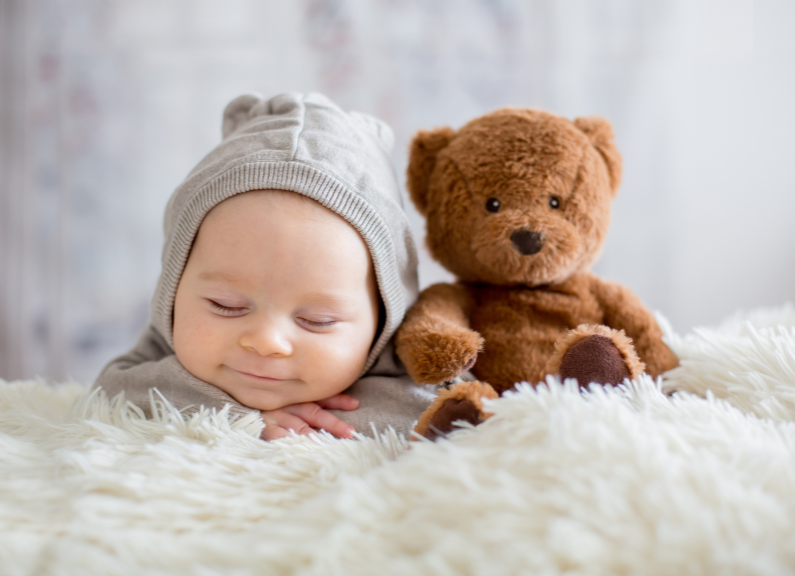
[94,93,433,440]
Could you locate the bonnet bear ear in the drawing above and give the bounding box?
[222,94,265,139]
[406,127,457,215]
[573,116,623,194]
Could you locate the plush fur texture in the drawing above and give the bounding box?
[396,108,678,436]
[1,307,795,574]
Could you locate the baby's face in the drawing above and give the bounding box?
[173,190,379,411]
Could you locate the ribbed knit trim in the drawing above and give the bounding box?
[152,161,411,374]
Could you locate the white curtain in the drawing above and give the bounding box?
[1,0,791,384]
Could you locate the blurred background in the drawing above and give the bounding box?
[1,0,792,384]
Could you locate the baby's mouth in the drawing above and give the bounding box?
[231,368,291,382]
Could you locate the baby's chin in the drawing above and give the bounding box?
[227,382,349,412]
[229,386,296,412]
[210,367,359,411]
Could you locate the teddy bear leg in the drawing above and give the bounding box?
[414,381,499,441]
[545,324,646,387]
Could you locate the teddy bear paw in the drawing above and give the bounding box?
[547,325,646,387]
[398,324,484,385]
[414,381,499,440]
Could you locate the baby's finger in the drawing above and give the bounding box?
[270,411,314,436]
[316,393,359,411]
[285,403,355,439]
[260,424,290,441]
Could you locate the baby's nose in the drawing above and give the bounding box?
[239,323,293,357]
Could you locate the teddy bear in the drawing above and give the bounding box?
[395,107,679,439]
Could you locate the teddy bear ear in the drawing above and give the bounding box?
[573,116,623,194]
[406,127,457,214]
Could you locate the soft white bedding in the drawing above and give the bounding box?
[2,306,795,575]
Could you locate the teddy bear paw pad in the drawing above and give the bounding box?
[424,398,483,440]
[559,334,632,387]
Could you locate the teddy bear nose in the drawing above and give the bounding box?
[510,229,544,255]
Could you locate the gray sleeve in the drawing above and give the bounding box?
[327,341,438,438]
[92,325,256,420]
[329,374,437,438]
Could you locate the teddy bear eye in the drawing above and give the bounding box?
[549,196,561,209]
[485,198,501,213]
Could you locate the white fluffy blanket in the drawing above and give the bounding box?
[3,307,795,576]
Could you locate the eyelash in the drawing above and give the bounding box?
[208,300,248,316]
[208,300,338,328]
[299,318,338,329]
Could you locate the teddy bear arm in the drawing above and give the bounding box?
[593,280,679,377]
[408,282,478,327]
[396,283,484,384]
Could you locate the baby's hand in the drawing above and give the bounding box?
[260,393,359,441]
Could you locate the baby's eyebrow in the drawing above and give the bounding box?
[198,271,244,286]
[301,293,358,309]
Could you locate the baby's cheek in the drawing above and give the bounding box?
[175,314,224,377]
[322,333,371,380]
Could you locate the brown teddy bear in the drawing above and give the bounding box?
[395,107,679,439]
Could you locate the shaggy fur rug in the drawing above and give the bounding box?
[3,307,795,576]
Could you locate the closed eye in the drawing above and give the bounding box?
[208,300,249,317]
[297,317,339,330]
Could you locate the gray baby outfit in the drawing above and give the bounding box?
[94,92,434,437]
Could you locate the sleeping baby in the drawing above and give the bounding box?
[93,92,434,440]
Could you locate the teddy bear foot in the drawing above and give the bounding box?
[414,381,499,440]
[546,324,646,387]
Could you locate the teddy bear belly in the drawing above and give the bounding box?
[470,322,564,392]
[469,300,604,393]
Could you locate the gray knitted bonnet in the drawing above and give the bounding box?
[150,92,419,373]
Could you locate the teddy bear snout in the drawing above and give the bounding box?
[510,228,544,255]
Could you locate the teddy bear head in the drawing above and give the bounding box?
[407,108,622,286]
